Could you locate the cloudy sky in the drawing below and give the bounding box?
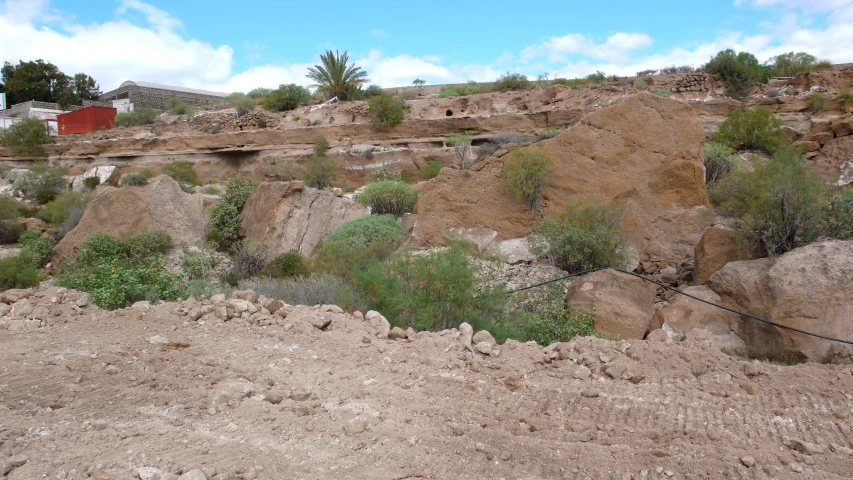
[1,0,851,94]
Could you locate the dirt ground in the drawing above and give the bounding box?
[2,288,853,479]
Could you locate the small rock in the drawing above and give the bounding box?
[0,288,34,304]
[309,316,331,331]
[459,322,474,352]
[266,300,284,314]
[179,470,208,480]
[475,341,493,355]
[581,389,600,398]
[138,466,168,480]
[500,451,511,461]
[265,392,284,404]
[787,439,824,455]
[231,289,257,303]
[75,293,90,307]
[388,327,407,340]
[473,330,496,346]
[148,335,169,345]
[646,329,668,342]
[321,304,344,314]
[572,366,591,380]
[738,380,757,395]
[743,363,760,377]
[740,456,755,467]
[405,327,416,339]
[291,387,312,401]
[831,443,853,455]
[366,310,390,339]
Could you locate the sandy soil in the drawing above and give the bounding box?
[2,288,853,479]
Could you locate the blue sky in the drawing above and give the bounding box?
[2,0,852,93]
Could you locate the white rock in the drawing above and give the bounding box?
[179,469,207,480]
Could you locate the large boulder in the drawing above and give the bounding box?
[54,175,206,263]
[70,166,116,192]
[240,181,367,256]
[707,240,853,362]
[650,285,744,348]
[693,226,760,285]
[565,269,657,340]
[813,135,853,186]
[413,93,709,267]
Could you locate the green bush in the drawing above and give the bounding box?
[202,186,221,195]
[371,165,401,182]
[363,85,384,99]
[703,142,739,184]
[493,72,532,92]
[180,247,220,281]
[536,127,564,141]
[634,79,648,90]
[113,112,139,128]
[0,254,43,290]
[228,239,270,283]
[232,98,256,117]
[312,135,328,158]
[163,161,201,187]
[39,190,93,228]
[120,172,149,186]
[654,89,672,97]
[712,107,786,154]
[822,188,853,240]
[135,107,160,125]
[447,131,474,169]
[207,173,259,253]
[248,87,272,99]
[303,155,335,189]
[18,230,56,267]
[502,149,553,214]
[35,188,58,205]
[356,181,418,217]
[262,251,307,278]
[711,148,826,256]
[808,92,827,112]
[530,200,629,273]
[0,221,24,245]
[242,273,366,311]
[438,88,460,98]
[263,84,312,112]
[839,85,853,109]
[314,215,404,278]
[422,160,443,180]
[766,52,818,77]
[167,98,194,115]
[0,195,22,221]
[522,285,597,345]
[368,92,405,129]
[83,176,100,190]
[56,231,183,310]
[704,49,771,98]
[0,118,50,157]
[354,242,508,333]
[12,163,68,200]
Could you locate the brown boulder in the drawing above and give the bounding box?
[694,227,761,285]
[793,140,821,153]
[53,175,206,263]
[831,115,853,137]
[801,130,835,146]
[413,93,709,266]
[707,240,853,362]
[650,285,741,341]
[240,181,367,256]
[813,135,853,185]
[565,269,657,340]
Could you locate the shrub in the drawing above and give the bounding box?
[712,107,786,154]
[202,186,221,195]
[536,127,564,141]
[634,79,648,90]
[766,52,817,77]
[491,131,524,145]
[530,200,629,273]
[312,135,329,158]
[18,230,56,267]
[654,89,672,97]
[370,165,401,182]
[703,142,739,184]
[228,239,270,283]
[586,71,607,83]
[314,215,404,278]
[363,85,384,99]
[242,273,366,311]
[839,85,853,109]
[135,107,160,125]
[446,131,474,168]
[263,84,312,112]
[167,98,194,115]
[502,149,552,214]
[262,251,307,278]
[39,190,93,228]
[808,92,827,112]
[522,285,598,345]
[0,254,42,290]
[248,87,272,99]
[493,72,532,92]
[354,243,507,332]
[163,161,201,187]
[422,160,443,180]
[207,173,259,253]
[113,112,139,128]
[356,181,418,217]
[822,188,853,240]
[710,148,826,256]
[83,176,101,190]
[303,156,335,189]
[368,92,405,129]
[438,88,460,98]
[0,118,50,157]
[120,172,149,186]
[184,279,221,300]
[705,49,771,98]
[56,231,184,310]
[0,195,22,221]
[11,163,67,200]
[814,60,833,70]
[0,221,24,245]
[180,247,220,281]
[35,188,58,205]
[232,98,255,117]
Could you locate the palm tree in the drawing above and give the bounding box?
[306,50,369,101]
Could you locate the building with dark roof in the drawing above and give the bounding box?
[99,80,229,110]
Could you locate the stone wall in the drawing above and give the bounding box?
[639,73,714,93]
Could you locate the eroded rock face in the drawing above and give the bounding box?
[650,285,743,348]
[240,181,367,256]
[707,240,853,362]
[54,175,206,263]
[694,227,761,285]
[565,269,657,340]
[413,93,709,268]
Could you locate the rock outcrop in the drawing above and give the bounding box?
[650,285,744,349]
[240,181,367,256]
[707,240,853,362]
[693,226,761,285]
[70,166,116,192]
[565,269,657,340]
[54,175,206,263]
[413,93,710,268]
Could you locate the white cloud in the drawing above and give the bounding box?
[370,29,387,37]
[523,32,654,63]
[356,50,500,87]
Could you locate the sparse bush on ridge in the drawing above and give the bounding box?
[163,161,201,187]
[502,149,552,214]
[704,49,770,98]
[712,107,786,154]
[1,118,50,157]
[39,190,93,230]
[356,180,418,217]
[493,72,532,92]
[521,284,598,345]
[207,173,259,253]
[421,161,443,180]
[702,142,739,184]
[446,131,475,169]
[263,84,312,112]
[262,251,307,278]
[303,135,335,189]
[314,215,404,279]
[808,92,827,112]
[167,98,193,116]
[370,165,401,182]
[368,92,405,129]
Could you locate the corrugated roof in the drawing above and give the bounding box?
[117,80,228,97]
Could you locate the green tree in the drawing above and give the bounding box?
[412,79,426,86]
[1,59,70,105]
[712,107,786,154]
[766,52,818,77]
[0,117,50,157]
[447,131,475,169]
[306,50,369,101]
[262,84,311,111]
[57,73,103,108]
[705,49,771,98]
[501,149,553,214]
[368,92,405,129]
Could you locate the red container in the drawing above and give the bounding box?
[57,106,117,135]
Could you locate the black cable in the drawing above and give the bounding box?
[499,267,853,346]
